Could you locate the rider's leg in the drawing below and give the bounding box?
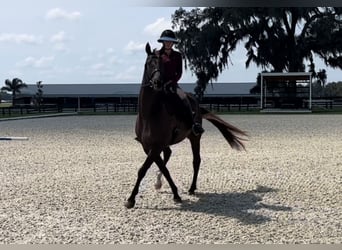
[175,87,204,136]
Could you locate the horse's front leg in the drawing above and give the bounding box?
[188,135,201,195]
[125,150,157,209]
[154,153,182,203]
[155,147,172,190]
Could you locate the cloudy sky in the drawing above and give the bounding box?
[1,0,340,86]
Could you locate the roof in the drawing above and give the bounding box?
[261,72,312,82]
[18,82,256,98]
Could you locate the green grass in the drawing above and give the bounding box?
[0,112,77,120]
[310,107,342,114]
[0,103,12,108]
[77,111,138,116]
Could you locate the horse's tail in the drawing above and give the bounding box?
[200,107,248,151]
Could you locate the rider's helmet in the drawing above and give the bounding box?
[157,29,179,44]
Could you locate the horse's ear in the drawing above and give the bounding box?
[145,42,152,55]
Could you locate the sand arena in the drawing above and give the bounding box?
[0,114,341,243]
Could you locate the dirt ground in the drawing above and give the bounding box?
[0,114,341,243]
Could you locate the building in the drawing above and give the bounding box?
[17,82,258,109]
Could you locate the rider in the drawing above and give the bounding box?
[157,29,204,136]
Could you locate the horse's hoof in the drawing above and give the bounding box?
[188,190,195,195]
[124,200,135,209]
[174,196,182,203]
[154,182,162,190]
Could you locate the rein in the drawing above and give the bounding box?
[142,68,161,88]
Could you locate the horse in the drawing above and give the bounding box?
[124,43,247,209]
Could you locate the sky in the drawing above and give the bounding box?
[1,0,341,86]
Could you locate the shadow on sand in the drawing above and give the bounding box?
[149,185,292,225]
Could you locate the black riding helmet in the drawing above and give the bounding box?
[157,29,179,44]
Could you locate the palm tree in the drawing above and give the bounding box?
[1,78,28,106]
[34,81,44,111]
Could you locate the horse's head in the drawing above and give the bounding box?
[143,43,163,91]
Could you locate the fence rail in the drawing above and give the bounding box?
[1,99,342,117]
[0,104,61,116]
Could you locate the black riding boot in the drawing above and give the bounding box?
[181,99,204,136]
[192,122,204,136]
[173,87,204,136]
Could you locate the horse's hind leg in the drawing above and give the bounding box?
[125,151,155,209]
[154,154,182,203]
[188,135,201,195]
[155,147,172,190]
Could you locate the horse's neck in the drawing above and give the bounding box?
[138,87,162,117]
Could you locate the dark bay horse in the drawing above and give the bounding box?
[124,43,247,209]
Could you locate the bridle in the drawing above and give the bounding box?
[148,68,161,87]
[142,55,163,91]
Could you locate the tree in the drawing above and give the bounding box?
[315,69,327,97]
[316,69,327,88]
[324,81,342,97]
[172,7,342,98]
[1,78,28,106]
[34,81,44,111]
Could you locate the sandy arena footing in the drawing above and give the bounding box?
[0,114,341,243]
